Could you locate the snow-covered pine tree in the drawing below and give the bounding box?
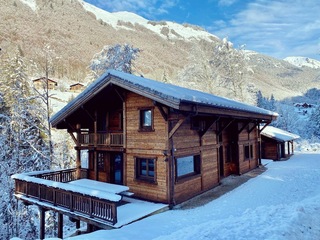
[90,44,140,78]
[309,104,320,139]
[0,52,50,239]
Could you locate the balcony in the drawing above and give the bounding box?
[79,131,123,147]
[12,169,125,226]
[12,169,168,230]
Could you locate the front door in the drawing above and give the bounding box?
[110,153,123,185]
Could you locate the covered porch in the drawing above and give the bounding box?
[12,169,168,239]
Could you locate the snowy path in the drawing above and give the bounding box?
[69,152,320,240]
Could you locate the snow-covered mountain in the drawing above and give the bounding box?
[1,0,319,101]
[284,56,320,69]
[79,0,218,42]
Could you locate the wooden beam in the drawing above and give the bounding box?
[258,122,270,133]
[248,122,259,133]
[39,207,46,240]
[199,117,220,138]
[218,119,234,135]
[68,131,77,145]
[76,219,81,229]
[238,121,251,134]
[58,213,63,239]
[154,102,168,121]
[169,116,187,139]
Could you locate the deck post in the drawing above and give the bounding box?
[57,213,63,239]
[76,219,80,229]
[39,207,46,240]
[76,123,81,179]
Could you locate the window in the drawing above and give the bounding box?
[97,152,105,171]
[139,108,153,131]
[135,157,156,182]
[176,155,201,179]
[244,144,253,160]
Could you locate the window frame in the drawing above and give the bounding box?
[244,144,254,161]
[135,157,157,183]
[139,108,154,132]
[175,154,201,181]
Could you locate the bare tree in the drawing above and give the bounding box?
[90,44,140,77]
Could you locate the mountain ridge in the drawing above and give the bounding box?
[0,0,319,102]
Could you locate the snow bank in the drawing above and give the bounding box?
[153,194,320,240]
[68,152,320,240]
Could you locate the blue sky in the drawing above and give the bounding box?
[84,0,320,60]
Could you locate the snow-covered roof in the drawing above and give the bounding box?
[50,69,278,127]
[261,126,300,142]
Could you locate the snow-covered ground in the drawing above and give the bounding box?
[60,151,320,240]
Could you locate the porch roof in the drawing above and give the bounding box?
[50,70,278,127]
[261,126,300,142]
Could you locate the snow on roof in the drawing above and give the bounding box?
[50,69,278,126]
[261,126,300,142]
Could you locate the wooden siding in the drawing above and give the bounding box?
[169,114,220,204]
[125,92,169,203]
[238,124,259,174]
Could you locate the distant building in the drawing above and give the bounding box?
[69,83,85,92]
[261,126,300,160]
[32,77,58,90]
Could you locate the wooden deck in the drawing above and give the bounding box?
[13,169,122,226]
[12,169,168,230]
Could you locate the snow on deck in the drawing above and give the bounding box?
[12,173,122,202]
[69,179,129,194]
[261,125,300,142]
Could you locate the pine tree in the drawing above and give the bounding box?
[0,52,50,239]
[309,105,320,138]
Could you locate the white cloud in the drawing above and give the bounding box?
[92,0,179,19]
[217,0,238,6]
[209,0,320,59]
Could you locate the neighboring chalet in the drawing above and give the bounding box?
[12,70,278,239]
[70,82,85,92]
[261,126,300,160]
[33,77,58,90]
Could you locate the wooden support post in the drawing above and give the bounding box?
[57,213,63,239]
[94,112,98,181]
[87,223,94,233]
[76,124,81,179]
[76,219,80,229]
[39,207,46,240]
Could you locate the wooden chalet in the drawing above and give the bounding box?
[33,77,58,90]
[70,83,85,92]
[13,70,278,239]
[261,126,300,160]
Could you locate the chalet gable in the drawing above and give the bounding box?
[50,70,278,128]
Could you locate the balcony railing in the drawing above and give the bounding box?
[79,132,123,147]
[12,169,120,225]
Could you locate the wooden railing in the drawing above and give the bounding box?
[79,132,123,147]
[32,168,88,182]
[13,169,118,225]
